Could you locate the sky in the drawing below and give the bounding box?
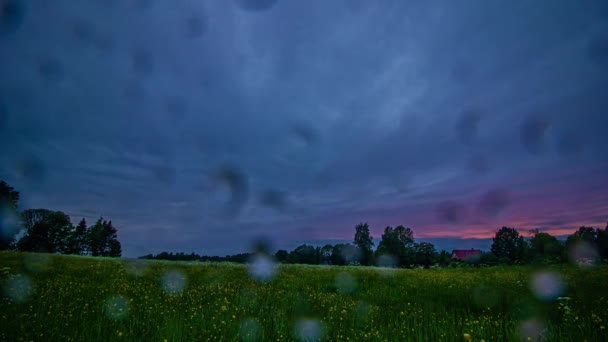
[1,0,607,257]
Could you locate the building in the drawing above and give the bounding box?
[451,249,481,261]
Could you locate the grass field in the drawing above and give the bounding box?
[1,252,607,341]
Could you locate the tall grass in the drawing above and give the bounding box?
[1,252,607,341]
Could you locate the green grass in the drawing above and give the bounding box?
[1,252,607,341]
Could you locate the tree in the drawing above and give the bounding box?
[320,244,334,264]
[528,231,562,263]
[287,244,317,264]
[0,180,20,249]
[87,218,122,257]
[414,242,437,268]
[354,222,374,265]
[274,249,289,263]
[597,223,608,260]
[66,218,88,255]
[491,227,526,263]
[17,209,74,253]
[376,226,416,267]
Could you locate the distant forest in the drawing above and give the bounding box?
[2,180,607,267]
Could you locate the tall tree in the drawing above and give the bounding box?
[353,222,374,265]
[597,223,608,260]
[17,209,73,253]
[87,218,122,257]
[0,180,20,249]
[529,231,562,263]
[491,227,526,263]
[376,226,416,267]
[69,218,88,255]
[414,242,437,268]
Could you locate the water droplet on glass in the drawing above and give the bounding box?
[518,318,546,341]
[456,109,482,144]
[161,270,186,295]
[294,318,323,342]
[258,190,287,211]
[131,48,154,76]
[2,274,31,303]
[335,272,357,295]
[213,165,248,218]
[520,116,551,154]
[103,295,129,320]
[184,14,207,39]
[0,0,26,34]
[37,57,65,82]
[23,253,51,273]
[239,318,261,342]
[436,201,466,224]
[478,189,510,217]
[530,271,565,301]
[248,253,277,283]
[569,240,599,267]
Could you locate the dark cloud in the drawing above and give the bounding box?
[1,0,607,256]
[0,0,26,34]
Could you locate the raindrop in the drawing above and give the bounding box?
[569,240,599,267]
[518,318,546,341]
[37,57,65,82]
[294,318,323,342]
[520,116,551,154]
[131,48,154,76]
[587,34,608,66]
[530,271,565,301]
[126,259,149,278]
[289,123,319,147]
[234,0,278,12]
[247,253,277,283]
[213,165,248,217]
[258,190,287,211]
[354,301,370,321]
[70,20,95,46]
[239,318,261,342]
[376,254,397,268]
[556,132,585,157]
[0,0,26,34]
[184,14,207,39]
[340,244,362,265]
[478,189,510,217]
[436,201,466,224]
[161,270,186,295]
[468,155,492,175]
[2,274,31,303]
[103,295,129,320]
[455,109,482,143]
[23,253,51,273]
[472,284,500,308]
[335,272,357,295]
[15,156,45,182]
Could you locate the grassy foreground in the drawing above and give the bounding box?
[1,252,607,341]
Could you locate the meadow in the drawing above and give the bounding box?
[1,252,607,341]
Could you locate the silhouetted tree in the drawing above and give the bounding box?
[87,218,122,257]
[17,209,73,253]
[274,249,288,263]
[414,242,437,268]
[66,218,88,255]
[598,223,608,260]
[320,244,334,264]
[528,230,562,263]
[436,250,452,266]
[288,244,317,264]
[376,226,416,267]
[354,222,374,265]
[491,227,526,263]
[0,180,20,249]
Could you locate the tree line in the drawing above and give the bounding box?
[143,222,608,268]
[0,180,122,257]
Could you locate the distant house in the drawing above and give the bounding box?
[451,249,481,261]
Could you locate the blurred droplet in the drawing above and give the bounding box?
[258,190,287,211]
[103,295,129,320]
[556,132,585,157]
[468,156,492,175]
[335,272,357,295]
[161,270,186,295]
[340,244,362,265]
[23,253,51,273]
[354,301,370,321]
[478,189,510,217]
[569,240,599,267]
[530,271,565,301]
[234,0,278,12]
[248,253,277,283]
[456,109,482,143]
[15,156,45,182]
[213,165,248,217]
[131,48,154,76]
[290,123,319,147]
[165,97,187,119]
[70,20,95,46]
[238,288,258,309]
[124,81,145,101]
[520,116,551,154]
[436,201,466,224]
[587,34,608,66]
[294,318,323,342]
[0,203,19,246]
[0,0,26,34]
[37,57,65,82]
[2,274,31,303]
[239,318,261,342]
[376,254,397,268]
[518,318,546,341]
[472,284,499,308]
[126,259,149,278]
[184,14,207,39]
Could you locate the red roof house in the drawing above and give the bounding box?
[451,249,481,261]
